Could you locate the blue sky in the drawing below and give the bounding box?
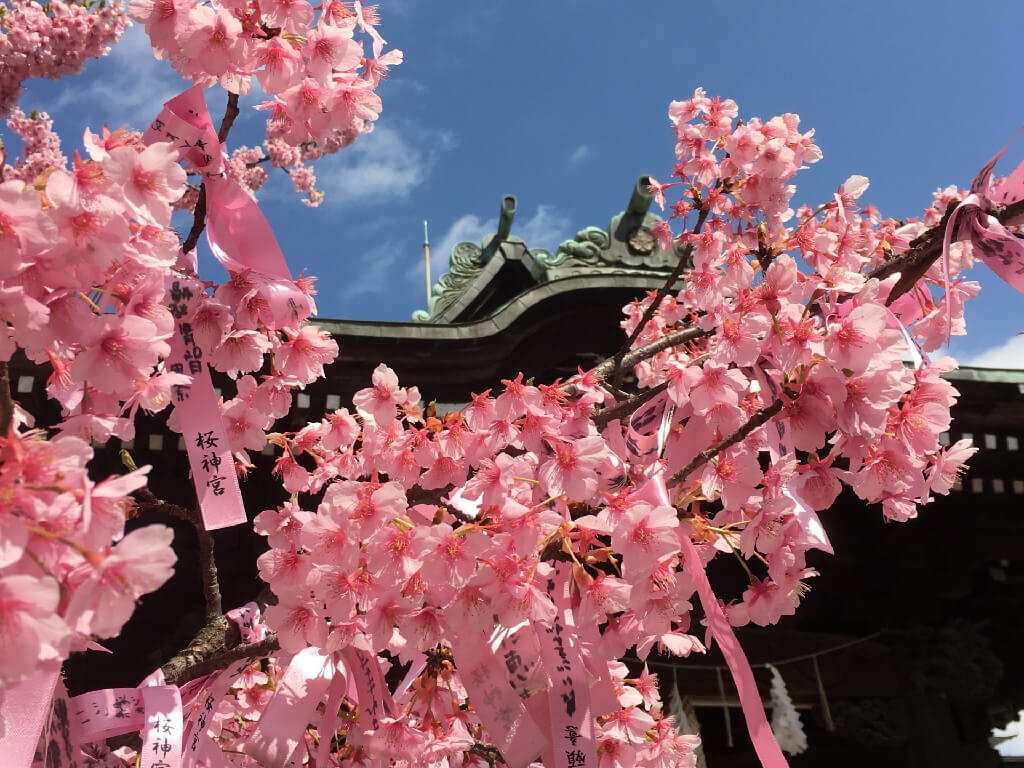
[17,0,1024,366]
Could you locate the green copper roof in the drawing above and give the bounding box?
[413,176,689,323]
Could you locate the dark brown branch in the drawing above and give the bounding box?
[468,742,505,768]
[0,361,14,436]
[593,381,669,429]
[217,92,241,144]
[135,491,222,621]
[667,398,785,488]
[163,629,279,686]
[181,185,207,254]
[160,579,281,685]
[181,92,241,255]
[196,525,222,620]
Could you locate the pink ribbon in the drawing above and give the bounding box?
[636,476,789,768]
[450,627,546,768]
[244,647,335,768]
[551,563,617,718]
[140,685,184,768]
[144,88,311,327]
[68,686,148,744]
[314,665,350,768]
[182,659,250,767]
[573,619,619,718]
[533,570,598,768]
[340,647,395,747]
[165,277,246,531]
[144,86,317,531]
[2,665,61,768]
[748,363,832,555]
[30,675,82,768]
[226,601,268,642]
[936,132,1024,341]
[625,391,670,465]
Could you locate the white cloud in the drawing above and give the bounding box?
[568,144,592,165]
[321,124,437,206]
[52,24,182,129]
[516,205,572,253]
[412,205,571,286]
[338,240,404,300]
[961,334,1024,369]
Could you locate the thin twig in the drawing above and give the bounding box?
[667,398,785,488]
[610,208,710,389]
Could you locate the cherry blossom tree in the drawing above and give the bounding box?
[2,2,1023,767]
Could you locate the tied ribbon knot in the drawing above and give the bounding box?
[144,87,312,328]
[938,129,1024,340]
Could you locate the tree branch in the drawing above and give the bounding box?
[584,193,1024,467]
[135,491,223,622]
[181,92,241,255]
[162,628,279,686]
[217,92,241,144]
[0,361,14,436]
[593,326,708,383]
[593,381,669,429]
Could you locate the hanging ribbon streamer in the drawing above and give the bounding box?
[144,86,313,530]
[747,363,832,555]
[164,275,246,530]
[243,647,336,768]
[625,390,671,465]
[27,669,73,768]
[314,664,350,768]
[182,659,250,768]
[635,475,788,768]
[1,665,60,768]
[140,685,184,768]
[68,686,148,744]
[571,615,619,717]
[144,87,311,324]
[552,562,618,720]
[341,646,396,747]
[450,626,547,768]
[533,568,599,768]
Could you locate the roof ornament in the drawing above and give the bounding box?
[480,195,517,264]
[413,179,683,323]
